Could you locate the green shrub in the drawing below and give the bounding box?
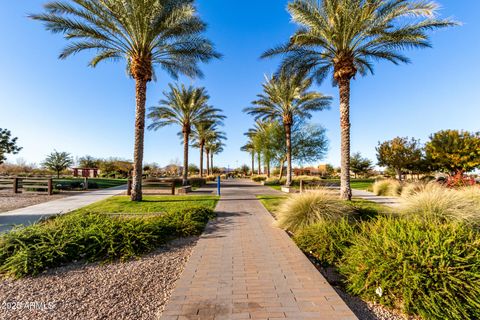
[339,217,480,320]
[276,190,354,233]
[400,184,480,224]
[294,218,357,266]
[372,179,402,196]
[251,175,267,182]
[264,178,280,186]
[0,207,215,278]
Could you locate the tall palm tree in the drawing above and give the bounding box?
[244,70,331,186]
[263,0,455,200]
[148,84,223,185]
[240,141,255,176]
[31,0,220,201]
[193,122,225,176]
[209,140,225,173]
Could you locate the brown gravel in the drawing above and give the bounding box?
[0,237,197,320]
[0,192,68,213]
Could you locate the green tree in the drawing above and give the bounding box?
[204,129,226,176]
[32,0,220,201]
[240,141,255,176]
[78,155,99,168]
[244,70,331,186]
[376,137,422,181]
[263,0,455,199]
[350,152,373,178]
[148,84,224,185]
[0,128,22,164]
[42,150,74,178]
[208,139,225,173]
[188,163,199,175]
[426,130,480,175]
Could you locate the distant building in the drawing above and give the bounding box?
[71,167,98,178]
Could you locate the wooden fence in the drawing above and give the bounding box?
[0,177,53,195]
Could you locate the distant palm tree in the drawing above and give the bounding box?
[205,130,226,175]
[244,70,331,186]
[31,0,220,201]
[209,140,225,173]
[240,142,255,176]
[148,84,223,185]
[192,122,225,177]
[263,0,455,200]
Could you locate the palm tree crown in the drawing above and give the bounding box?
[31,0,221,80]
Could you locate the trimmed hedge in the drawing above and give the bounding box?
[0,206,215,278]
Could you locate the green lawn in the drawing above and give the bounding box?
[350,180,374,191]
[257,195,286,217]
[53,178,128,189]
[74,195,219,214]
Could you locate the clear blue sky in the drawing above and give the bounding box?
[1,1,479,169]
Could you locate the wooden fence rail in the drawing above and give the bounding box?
[127,179,175,196]
[0,177,53,195]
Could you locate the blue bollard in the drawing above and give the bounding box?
[217,176,221,196]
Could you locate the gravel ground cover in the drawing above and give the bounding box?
[0,237,196,320]
[0,192,68,213]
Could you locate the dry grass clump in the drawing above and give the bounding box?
[400,181,429,197]
[372,179,402,196]
[276,189,354,233]
[400,184,480,224]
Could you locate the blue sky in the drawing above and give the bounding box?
[1,1,479,169]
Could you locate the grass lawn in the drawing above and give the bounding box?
[53,178,128,189]
[74,195,219,214]
[257,195,286,217]
[350,180,374,191]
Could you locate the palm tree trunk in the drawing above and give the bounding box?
[251,152,255,176]
[131,78,147,201]
[285,124,292,187]
[210,152,214,173]
[206,150,210,176]
[339,78,352,200]
[257,153,261,175]
[183,131,189,186]
[199,142,204,178]
[266,160,270,178]
[278,155,287,180]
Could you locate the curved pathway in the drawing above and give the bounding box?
[161,179,356,320]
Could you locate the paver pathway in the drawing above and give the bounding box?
[161,180,356,320]
[0,185,126,232]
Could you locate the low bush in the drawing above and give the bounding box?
[339,217,480,320]
[264,178,280,186]
[0,207,215,278]
[251,175,267,182]
[294,218,357,266]
[188,177,206,188]
[276,190,354,233]
[400,184,480,224]
[372,179,402,196]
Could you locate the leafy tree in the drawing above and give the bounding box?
[42,150,74,178]
[239,164,250,176]
[188,163,199,175]
[148,84,224,185]
[78,155,99,168]
[376,137,422,181]
[263,0,455,199]
[0,128,22,164]
[32,0,220,201]
[426,130,480,175]
[350,152,373,178]
[98,158,132,178]
[244,70,331,186]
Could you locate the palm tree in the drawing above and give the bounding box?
[244,70,331,186]
[192,122,224,177]
[31,0,220,201]
[209,140,225,173]
[263,0,455,200]
[240,141,255,176]
[204,128,226,175]
[148,84,223,185]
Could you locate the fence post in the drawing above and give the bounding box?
[13,177,19,194]
[171,181,175,195]
[127,179,132,196]
[48,178,53,195]
[300,179,304,193]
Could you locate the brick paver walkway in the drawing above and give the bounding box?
[161,180,357,320]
